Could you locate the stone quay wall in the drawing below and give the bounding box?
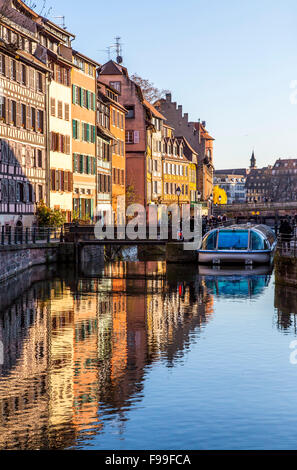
[275,253,297,288]
[0,244,58,283]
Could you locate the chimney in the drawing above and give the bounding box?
[184,113,188,123]
[202,121,206,128]
[166,93,172,102]
[178,105,182,115]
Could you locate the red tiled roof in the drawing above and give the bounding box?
[143,99,167,121]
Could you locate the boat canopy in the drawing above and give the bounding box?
[201,225,276,252]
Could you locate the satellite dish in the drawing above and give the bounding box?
[117,56,123,64]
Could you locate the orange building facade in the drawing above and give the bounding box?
[72,52,98,221]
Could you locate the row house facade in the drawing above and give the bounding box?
[155,93,214,203]
[145,100,166,207]
[96,81,113,222]
[41,20,74,222]
[96,80,126,224]
[0,0,49,228]
[161,125,191,206]
[72,51,98,221]
[98,60,150,211]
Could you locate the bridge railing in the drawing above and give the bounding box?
[0,226,63,247]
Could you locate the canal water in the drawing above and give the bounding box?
[0,259,297,450]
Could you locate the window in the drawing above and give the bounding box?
[21,104,26,128]
[65,103,69,121]
[125,130,140,144]
[11,59,16,81]
[11,100,16,126]
[37,110,44,133]
[31,107,36,131]
[51,98,56,117]
[0,96,5,120]
[21,64,27,85]
[58,100,63,119]
[37,149,43,168]
[125,105,135,119]
[217,230,249,251]
[110,81,121,93]
[37,72,43,92]
[202,231,218,250]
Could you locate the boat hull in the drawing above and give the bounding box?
[198,250,273,265]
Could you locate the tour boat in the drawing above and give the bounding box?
[198,224,277,265]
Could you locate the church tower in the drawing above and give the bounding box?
[250,151,257,169]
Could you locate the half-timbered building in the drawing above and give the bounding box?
[0,0,49,228]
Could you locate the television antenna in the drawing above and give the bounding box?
[52,15,67,30]
[99,37,123,64]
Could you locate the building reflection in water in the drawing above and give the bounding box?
[275,284,297,333]
[0,261,273,449]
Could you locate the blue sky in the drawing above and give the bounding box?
[37,0,297,169]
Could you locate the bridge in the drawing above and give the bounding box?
[214,201,297,217]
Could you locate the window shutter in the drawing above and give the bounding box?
[93,157,96,175]
[5,56,10,79]
[68,172,73,192]
[16,61,21,83]
[51,169,55,191]
[30,68,35,90]
[65,103,69,121]
[86,123,90,142]
[66,135,70,155]
[64,171,68,192]
[16,102,20,127]
[80,87,83,106]
[73,153,77,173]
[90,198,94,219]
[72,85,76,104]
[51,98,56,116]
[58,100,63,119]
[77,121,80,140]
[72,119,76,138]
[134,131,140,144]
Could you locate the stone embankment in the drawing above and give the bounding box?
[274,252,297,288]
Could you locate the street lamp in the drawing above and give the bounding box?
[176,186,181,212]
[209,193,213,216]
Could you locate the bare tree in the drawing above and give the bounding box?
[131,73,170,103]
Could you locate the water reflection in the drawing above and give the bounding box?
[200,266,272,299]
[275,284,297,333]
[0,262,276,449]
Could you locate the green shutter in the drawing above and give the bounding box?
[90,198,94,220]
[87,156,90,174]
[80,87,83,107]
[92,93,96,111]
[72,120,76,139]
[73,153,77,173]
[86,123,90,142]
[87,91,90,109]
[80,155,84,174]
[93,157,96,175]
[79,198,82,218]
[72,85,76,104]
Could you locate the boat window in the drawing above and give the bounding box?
[202,231,217,250]
[217,230,249,250]
[250,231,266,250]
